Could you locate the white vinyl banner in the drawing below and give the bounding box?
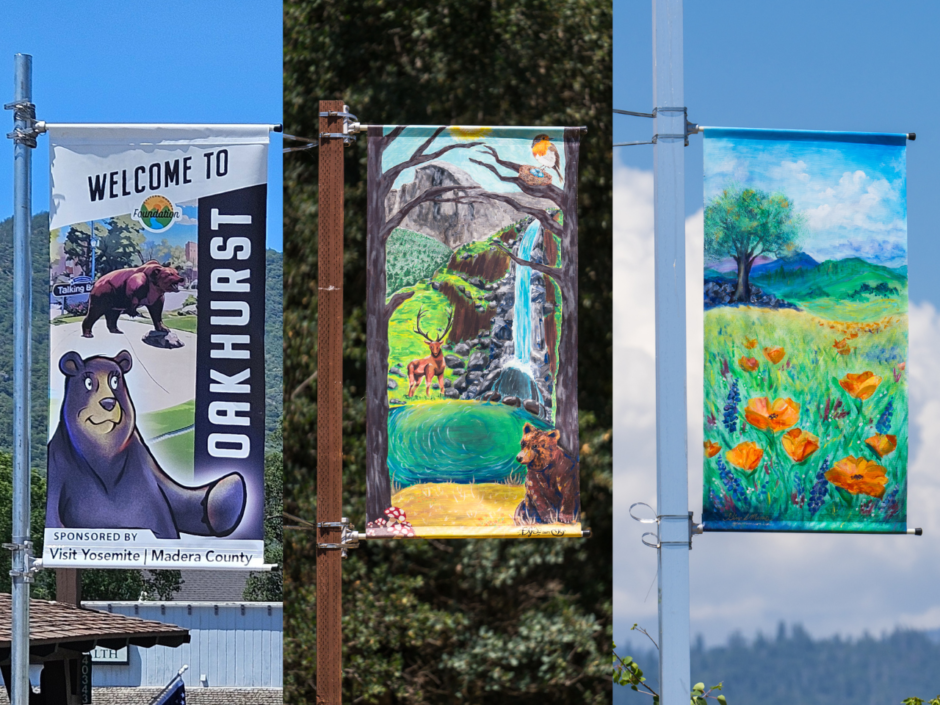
[44,125,270,570]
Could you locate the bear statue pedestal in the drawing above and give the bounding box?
[141,330,184,349]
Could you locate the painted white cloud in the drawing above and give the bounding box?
[614,164,940,651]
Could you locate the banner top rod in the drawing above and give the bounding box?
[41,122,282,132]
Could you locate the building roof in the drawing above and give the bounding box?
[0,593,189,662]
[170,570,251,601]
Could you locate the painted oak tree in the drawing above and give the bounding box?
[365,126,485,521]
[705,186,803,302]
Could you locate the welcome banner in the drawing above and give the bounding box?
[364,126,582,539]
[702,127,909,533]
[45,125,270,568]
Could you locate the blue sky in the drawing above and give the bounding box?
[0,0,282,250]
[615,0,938,305]
[704,131,908,267]
[384,126,567,193]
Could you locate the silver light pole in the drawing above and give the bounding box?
[652,0,692,702]
[6,53,36,705]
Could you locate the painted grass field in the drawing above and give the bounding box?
[703,305,908,531]
[390,482,582,537]
[392,482,525,527]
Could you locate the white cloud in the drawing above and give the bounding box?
[769,159,811,183]
[804,170,901,234]
[614,166,940,651]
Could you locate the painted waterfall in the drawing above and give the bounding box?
[365,126,582,538]
[702,128,909,532]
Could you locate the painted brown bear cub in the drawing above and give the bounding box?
[82,261,185,338]
[46,350,246,539]
[513,423,580,525]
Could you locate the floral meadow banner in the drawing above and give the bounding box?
[702,128,908,533]
[364,126,582,539]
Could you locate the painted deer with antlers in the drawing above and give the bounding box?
[406,306,454,397]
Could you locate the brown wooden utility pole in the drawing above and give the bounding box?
[316,100,345,704]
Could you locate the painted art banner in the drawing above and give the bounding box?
[702,127,909,533]
[364,126,582,539]
[44,125,270,568]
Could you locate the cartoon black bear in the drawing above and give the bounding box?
[46,350,246,539]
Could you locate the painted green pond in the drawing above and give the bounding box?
[388,400,548,487]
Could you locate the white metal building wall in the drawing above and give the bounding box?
[83,602,283,688]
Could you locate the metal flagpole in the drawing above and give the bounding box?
[6,53,36,705]
[652,0,692,702]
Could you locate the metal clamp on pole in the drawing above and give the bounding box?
[629,503,697,550]
[4,99,40,148]
[285,106,359,152]
[317,517,362,559]
[613,106,699,147]
[2,541,40,583]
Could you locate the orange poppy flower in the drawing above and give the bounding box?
[704,440,721,458]
[839,371,882,401]
[838,347,852,356]
[763,347,786,365]
[849,333,859,339]
[865,434,898,458]
[744,338,758,349]
[725,441,764,472]
[833,338,848,350]
[825,456,889,499]
[738,356,759,372]
[744,397,800,432]
[898,362,906,371]
[781,428,820,463]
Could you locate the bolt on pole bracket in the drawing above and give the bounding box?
[285,107,359,152]
[316,517,362,559]
[4,99,41,147]
[629,503,697,550]
[3,541,41,582]
[613,106,699,147]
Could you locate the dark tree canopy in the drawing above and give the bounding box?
[283,0,612,702]
[705,186,803,302]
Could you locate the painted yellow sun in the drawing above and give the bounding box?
[448,126,492,142]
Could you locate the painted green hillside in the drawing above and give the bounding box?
[386,228,453,295]
[752,257,907,319]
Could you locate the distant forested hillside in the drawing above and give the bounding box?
[616,625,940,704]
[0,213,51,466]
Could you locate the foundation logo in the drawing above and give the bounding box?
[133,195,182,233]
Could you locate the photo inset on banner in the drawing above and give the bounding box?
[702,128,908,532]
[45,125,270,568]
[365,126,582,539]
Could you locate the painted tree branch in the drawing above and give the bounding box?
[471,145,565,206]
[385,290,415,321]
[381,185,483,243]
[475,191,564,238]
[381,126,484,200]
[468,158,564,209]
[495,241,561,279]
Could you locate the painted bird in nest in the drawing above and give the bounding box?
[531,134,563,184]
